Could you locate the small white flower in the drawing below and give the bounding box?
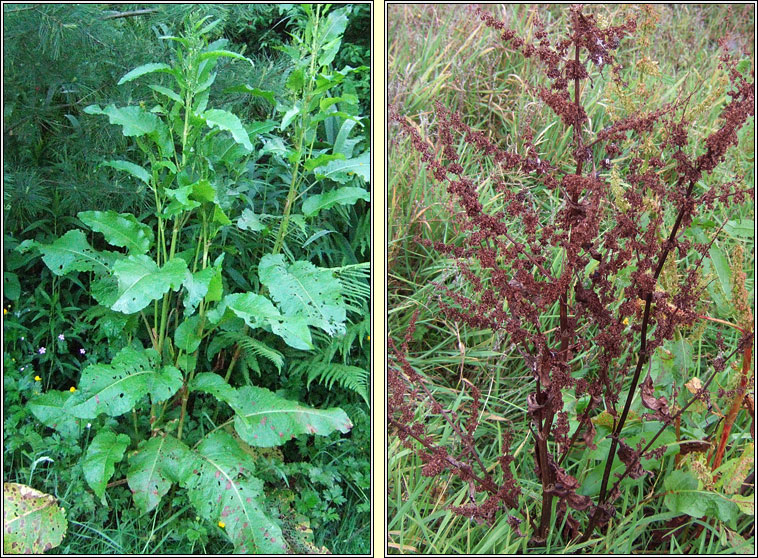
[86,423,92,429]
[38,347,46,355]
[80,348,86,355]
[58,334,65,341]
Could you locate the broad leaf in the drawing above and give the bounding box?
[147,365,183,404]
[175,315,202,352]
[333,118,361,158]
[184,431,286,554]
[183,266,217,316]
[259,254,347,337]
[99,160,151,185]
[198,49,253,66]
[224,84,276,106]
[117,63,173,85]
[37,230,112,276]
[313,150,370,183]
[202,109,252,151]
[82,430,130,504]
[3,483,67,554]
[189,372,237,407]
[237,208,266,232]
[111,255,187,314]
[68,347,160,418]
[84,104,159,137]
[232,386,353,447]
[302,186,370,217]
[663,469,740,523]
[222,292,314,350]
[78,210,154,255]
[127,434,194,513]
[148,84,183,104]
[317,9,349,67]
[27,390,81,439]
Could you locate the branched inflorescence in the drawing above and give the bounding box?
[389,4,754,544]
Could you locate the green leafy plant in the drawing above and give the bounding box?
[18,11,368,553]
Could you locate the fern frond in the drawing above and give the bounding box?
[332,262,370,314]
[218,330,284,373]
[290,356,369,406]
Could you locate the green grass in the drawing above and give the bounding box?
[388,4,754,554]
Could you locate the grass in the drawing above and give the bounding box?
[388,4,754,554]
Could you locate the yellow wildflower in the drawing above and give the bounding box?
[69,386,76,393]
[218,521,226,528]
[34,376,41,382]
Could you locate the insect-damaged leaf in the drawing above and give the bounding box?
[184,431,286,554]
[127,434,194,513]
[212,292,313,350]
[83,430,130,504]
[68,347,179,419]
[36,229,113,276]
[258,254,347,337]
[111,255,187,314]
[3,483,67,554]
[27,390,81,439]
[232,385,353,447]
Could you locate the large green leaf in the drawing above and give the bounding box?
[202,108,252,151]
[147,365,183,404]
[84,104,159,137]
[259,254,347,337]
[313,150,370,183]
[184,431,286,554]
[127,434,194,513]
[117,62,173,85]
[27,390,81,439]
[68,347,164,418]
[232,386,353,447]
[37,230,112,276]
[111,255,187,314]
[220,292,314,350]
[182,265,220,316]
[3,483,67,554]
[99,160,151,185]
[82,430,130,504]
[663,469,740,523]
[78,210,153,255]
[317,9,349,67]
[302,186,370,217]
[189,372,238,407]
[175,315,202,352]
